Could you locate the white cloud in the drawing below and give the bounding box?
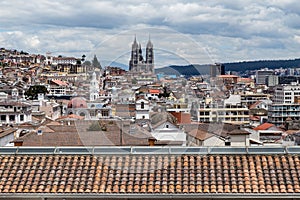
[0,0,299,66]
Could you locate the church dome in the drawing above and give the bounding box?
[67,97,87,109]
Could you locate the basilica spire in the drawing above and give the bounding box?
[147,34,153,49]
[132,34,138,49]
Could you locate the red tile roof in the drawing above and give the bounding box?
[15,121,151,146]
[253,123,275,131]
[0,148,299,196]
[218,75,239,78]
[51,79,68,86]
[149,89,160,94]
[57,114,84,120]
[249,100,262,109]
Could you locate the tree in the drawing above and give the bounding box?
[87,122,107,131]
[81,54,86,62]
[92,55,101,70]
[83,60,91,66]
[159,86,171,98]
[132,78,137,84]
[24,85,48,100]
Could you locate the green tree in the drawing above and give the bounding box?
[87,122,107,131]
[92,55,101,70]
[83,60,91,66]
[25,85,48,100]
[81,54,86,62]
[159,86,171,98]
[132,78,137,84]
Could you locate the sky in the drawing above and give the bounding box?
[1,0,300,68]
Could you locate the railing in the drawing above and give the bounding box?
[0,146,299,155]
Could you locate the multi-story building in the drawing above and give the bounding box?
[265,75,279,87]
[240,92,270,107]
[255,69,274,84]
[268,104,300,126]
[0,101,32,124]
[269,82,300,126]
[273,82,300,104]
[210,63,225,78]
[195,95,250,125]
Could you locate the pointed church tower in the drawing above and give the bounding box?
[146,35,154,74]
[129,35,139,71]
[146,35,154,64]
[89,72,99,101]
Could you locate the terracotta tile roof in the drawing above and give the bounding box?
[149,89,160,94]
[0,127,17,139]
[249,100,262,109]
[187,129,214,140]
[253,123,276,131]
[51,79,68,86]
[218,75,239,78]
[57,114,84,120]
[229,128,250,135]
[16,121,151,146]
[0,149,299,196]
[183,123,238,139]
[151,112,178,129]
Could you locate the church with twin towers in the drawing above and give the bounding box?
[129,35,154,75]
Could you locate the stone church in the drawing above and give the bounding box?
[129,36,154,75]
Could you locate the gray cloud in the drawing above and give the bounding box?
[0,0,299,66]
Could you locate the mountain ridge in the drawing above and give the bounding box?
[155,58,300,77]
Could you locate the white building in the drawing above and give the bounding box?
[269,83,300,126]
[135,97,150,120]
[0,127,17,146]
[273,82,300,104]
[89,72,100,101]
[151,121,186,146]
[195,95,250,125]
[0,92,8,100]
[0,101,32,124]
[51,57,77,65]
[268,104,300,126]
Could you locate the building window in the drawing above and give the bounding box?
[0,115,6,121]
[166,124,169,128]
[102,110,109,117]
[20,115,24,121]
[9,115,15,121]
[141,102,145,109]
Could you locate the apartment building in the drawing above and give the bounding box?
[196,95,250,125]
[273,82,300,104]
[269,82,300,126]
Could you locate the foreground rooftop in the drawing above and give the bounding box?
[0,146,300,199]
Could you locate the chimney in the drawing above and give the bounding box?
[148,137,156,146]
[14,140,23,146]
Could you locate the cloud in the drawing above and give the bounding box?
[0,0,299,66]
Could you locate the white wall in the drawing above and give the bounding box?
[203,136,225,146]
[152,122,186,145]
